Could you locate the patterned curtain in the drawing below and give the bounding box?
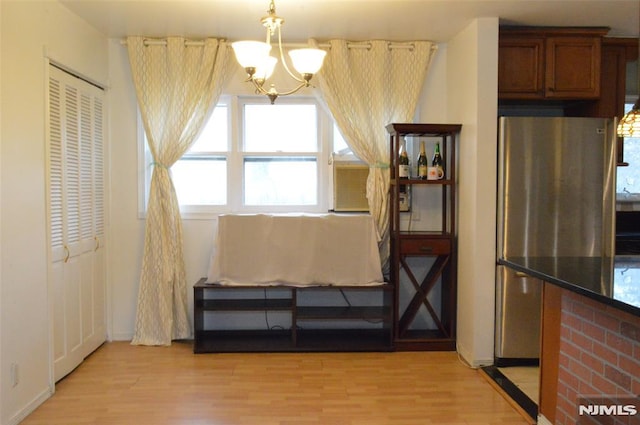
[316,40,436,270]
[127,36,232,345]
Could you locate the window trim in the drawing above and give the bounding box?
[235,96,329,214]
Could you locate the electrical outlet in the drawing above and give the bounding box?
[10,363,19,387]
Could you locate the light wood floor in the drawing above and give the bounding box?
[22,342,528,425]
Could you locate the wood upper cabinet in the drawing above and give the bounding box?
[498,36,545,98]
[499,27,609,100]
[545,36,601,98]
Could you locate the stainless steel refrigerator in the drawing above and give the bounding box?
[495,116,616,365]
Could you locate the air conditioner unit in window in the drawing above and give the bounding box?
[333,162,369,212]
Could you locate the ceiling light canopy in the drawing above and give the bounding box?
[231,0,326,104]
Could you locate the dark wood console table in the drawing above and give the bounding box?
[193,279,393,353]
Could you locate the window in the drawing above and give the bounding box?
[172,105,228,206]
[617,102,640,200]
[140,96,351,217]
[242,102,319,206]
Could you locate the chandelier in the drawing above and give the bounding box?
[231,0,326,104]
[617,98,640,137]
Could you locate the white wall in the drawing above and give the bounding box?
[0,1,108,423]
[417,45,448,123]
[446,18,499,367]
[107,41,145,341]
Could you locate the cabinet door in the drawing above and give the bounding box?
[545,36,601,99]
[498,37,545,99]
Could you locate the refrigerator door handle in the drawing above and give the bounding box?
[514,271,530,278]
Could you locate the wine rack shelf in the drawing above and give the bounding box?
[386,123,461,351]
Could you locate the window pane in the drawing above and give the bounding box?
[333,123,350,154]
[171,158,226,205]
[244,104,317,152]
[190,106,228,153]
[244,157,317,205]
[618,136,640,194]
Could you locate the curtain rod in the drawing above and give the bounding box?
[120,39,209,46]
[120,38,437,51]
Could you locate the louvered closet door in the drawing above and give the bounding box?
[48,65,106,382]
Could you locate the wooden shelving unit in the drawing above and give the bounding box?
[386,123,461,351]
[193,279,393,353]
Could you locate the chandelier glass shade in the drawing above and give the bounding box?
[617,97,640,138]
[231,0,326,104]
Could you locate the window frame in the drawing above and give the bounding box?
[138,95,334,219]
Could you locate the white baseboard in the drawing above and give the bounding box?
[538,413,552,425]
[7,387,53,425]
[457,342,494,368]
[109,333,196,343]
[470,357,494,368]
[110,332,134,341]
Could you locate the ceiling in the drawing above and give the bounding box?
[59,0,639,43]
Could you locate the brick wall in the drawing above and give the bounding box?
[555,291,640,424]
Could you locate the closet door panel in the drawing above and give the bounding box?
[90,246,106,356]
[48,65,106,382]
[52,261,65,365]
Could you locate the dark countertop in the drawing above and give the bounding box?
[498,256,640,317]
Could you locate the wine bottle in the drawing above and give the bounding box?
[398,138,410,211]
[417,141,428,179]
[399,138,410,179]
[432,142,444,179]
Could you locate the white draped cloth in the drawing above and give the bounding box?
[127,36,232,345]
[208,214,384,286]
[315,40,436,270]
